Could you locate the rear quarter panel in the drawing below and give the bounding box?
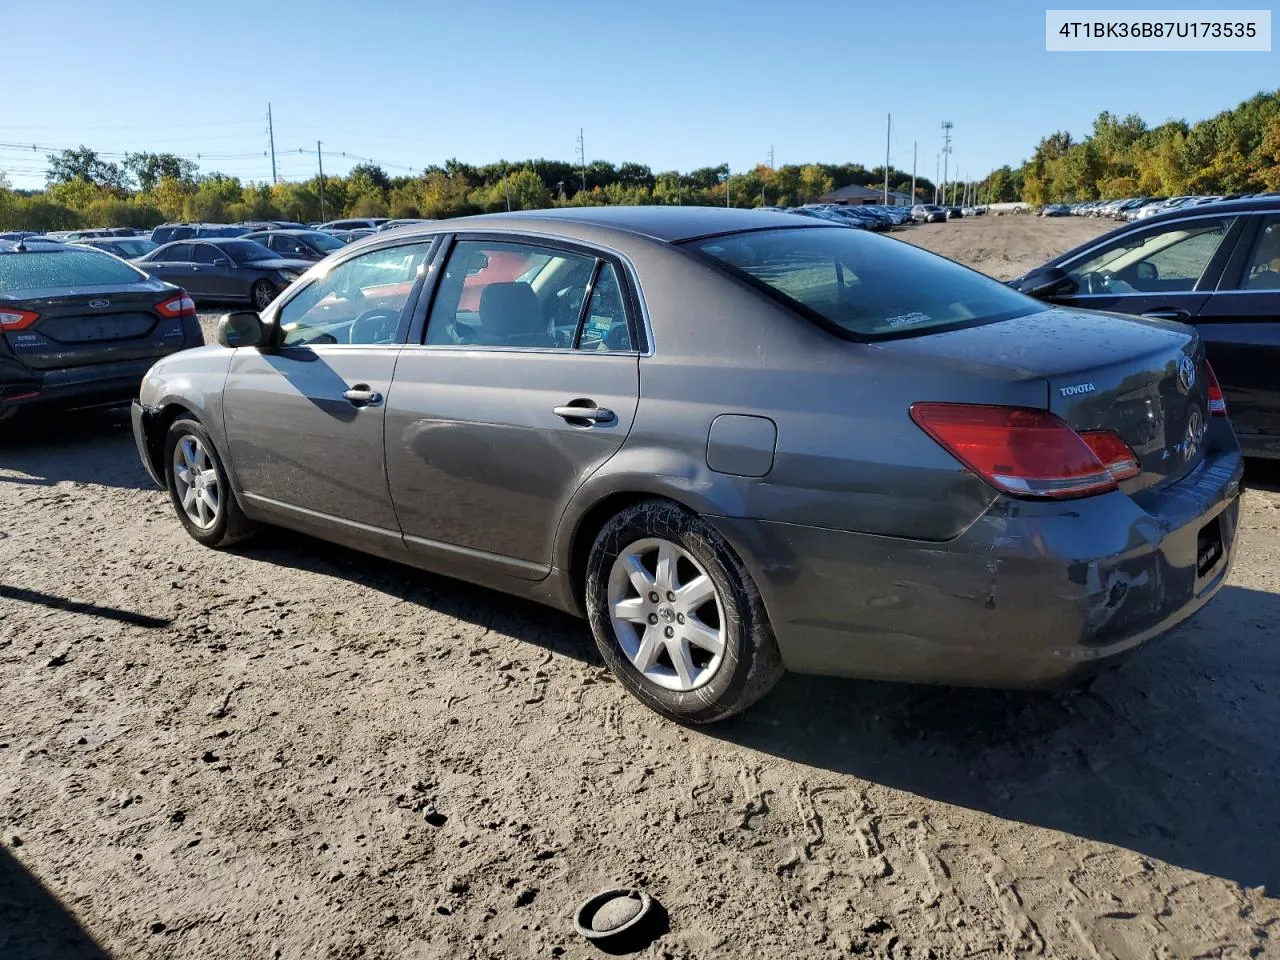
[554,239,1047,572]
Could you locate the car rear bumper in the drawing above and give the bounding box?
[0,356,155,415]
[710,446,1244,688]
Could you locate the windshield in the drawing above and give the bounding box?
[220,240,279,264]
[691,226,1044,339]
[305,232,345,252]
[0,249,145,292]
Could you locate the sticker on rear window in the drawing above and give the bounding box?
[584,315,613,337]
[883,311,933,328]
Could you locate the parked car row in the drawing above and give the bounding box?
[1054,193,1280,221]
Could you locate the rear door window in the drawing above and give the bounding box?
[157,243,192,263]
[425,239,599,349]
[1236,215,1280,290]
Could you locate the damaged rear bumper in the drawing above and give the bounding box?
[710,447,1244,688]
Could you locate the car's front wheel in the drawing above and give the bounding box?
[164,415,255,548]
[585,499,784,723]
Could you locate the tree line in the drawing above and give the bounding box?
[0,147,935,231]
[1015,89,1280,204]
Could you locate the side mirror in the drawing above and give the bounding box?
[216,311,267,349]
[213,257,232,268]
[1011,265,1075,299]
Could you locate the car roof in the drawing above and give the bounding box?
[246,228,320,236]
[410,206,829,244]
[1120,195,1280,228]
[0,239,75,253]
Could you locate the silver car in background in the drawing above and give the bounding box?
[131,208,1242,722]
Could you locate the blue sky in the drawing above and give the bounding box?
[2,0,1276,190]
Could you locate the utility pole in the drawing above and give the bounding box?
[911,141,917,205]
[941,120,953,209]
[267,103,277,184]
[883,113,891,204]
[768,145,774,169]
[576,128,587,193]
[935,153,940,203]
[316,141,326,221]
[725,167,731,208]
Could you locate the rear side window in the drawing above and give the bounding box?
[691,227,1041,339]
[0,250,145,292]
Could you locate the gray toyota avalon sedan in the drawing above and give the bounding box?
[131,207,1242,722]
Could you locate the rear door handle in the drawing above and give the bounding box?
[343,385,383,406]
[1142,307,1191,321]
[553,403,615,423]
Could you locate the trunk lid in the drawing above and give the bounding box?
[2,280,191,370]
[880,307,1208,491]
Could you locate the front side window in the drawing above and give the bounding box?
[192,244,222,265]
[692,226,1040,339]
[279,241,433,347]
[1238,216,1280,290]
[426,239,599,349]
[1065,217,1236,295]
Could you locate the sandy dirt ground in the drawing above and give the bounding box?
[2,215,1278,960]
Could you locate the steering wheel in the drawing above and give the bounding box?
[1085,270,1114,295]
[348,308,400,344]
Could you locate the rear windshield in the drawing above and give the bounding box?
[0,249,145,292]
[691,226,1043,338]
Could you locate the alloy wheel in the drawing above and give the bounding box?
[606,537,726,692]
[172,435,221,530]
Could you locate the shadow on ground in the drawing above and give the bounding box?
[0,407,150,491]
[705,583,1280,895]
[0,846,108,960]
[235,527,601,666]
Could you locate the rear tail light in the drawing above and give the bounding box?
[1205,361,1227,417]
[0,308,40,331]
[910,402,1118,499]
[1080,430,1141,481]
[156,291,197,319]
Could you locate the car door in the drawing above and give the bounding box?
[384,235,642,582]
[142,242,194,287]
[1193,212,1280,455]
[221,238,438,558]
[1047,213,1245,322]
[189,242,236,299]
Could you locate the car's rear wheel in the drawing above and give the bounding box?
[585,499,784,723]
[250,279,276,311]
[164,415,255,548]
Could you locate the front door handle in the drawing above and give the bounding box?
[553,403,615,424]
[343,385,383,406]
[1142,307,1191,321]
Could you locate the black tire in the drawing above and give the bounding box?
[163,415,256,548]
[250,279,276,311]
[585,499,784,723]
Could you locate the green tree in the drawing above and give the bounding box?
[46,146,125,191]
[123,152,198,192]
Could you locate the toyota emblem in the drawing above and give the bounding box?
[88,298,110,309]
[1177,355,1196,393]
